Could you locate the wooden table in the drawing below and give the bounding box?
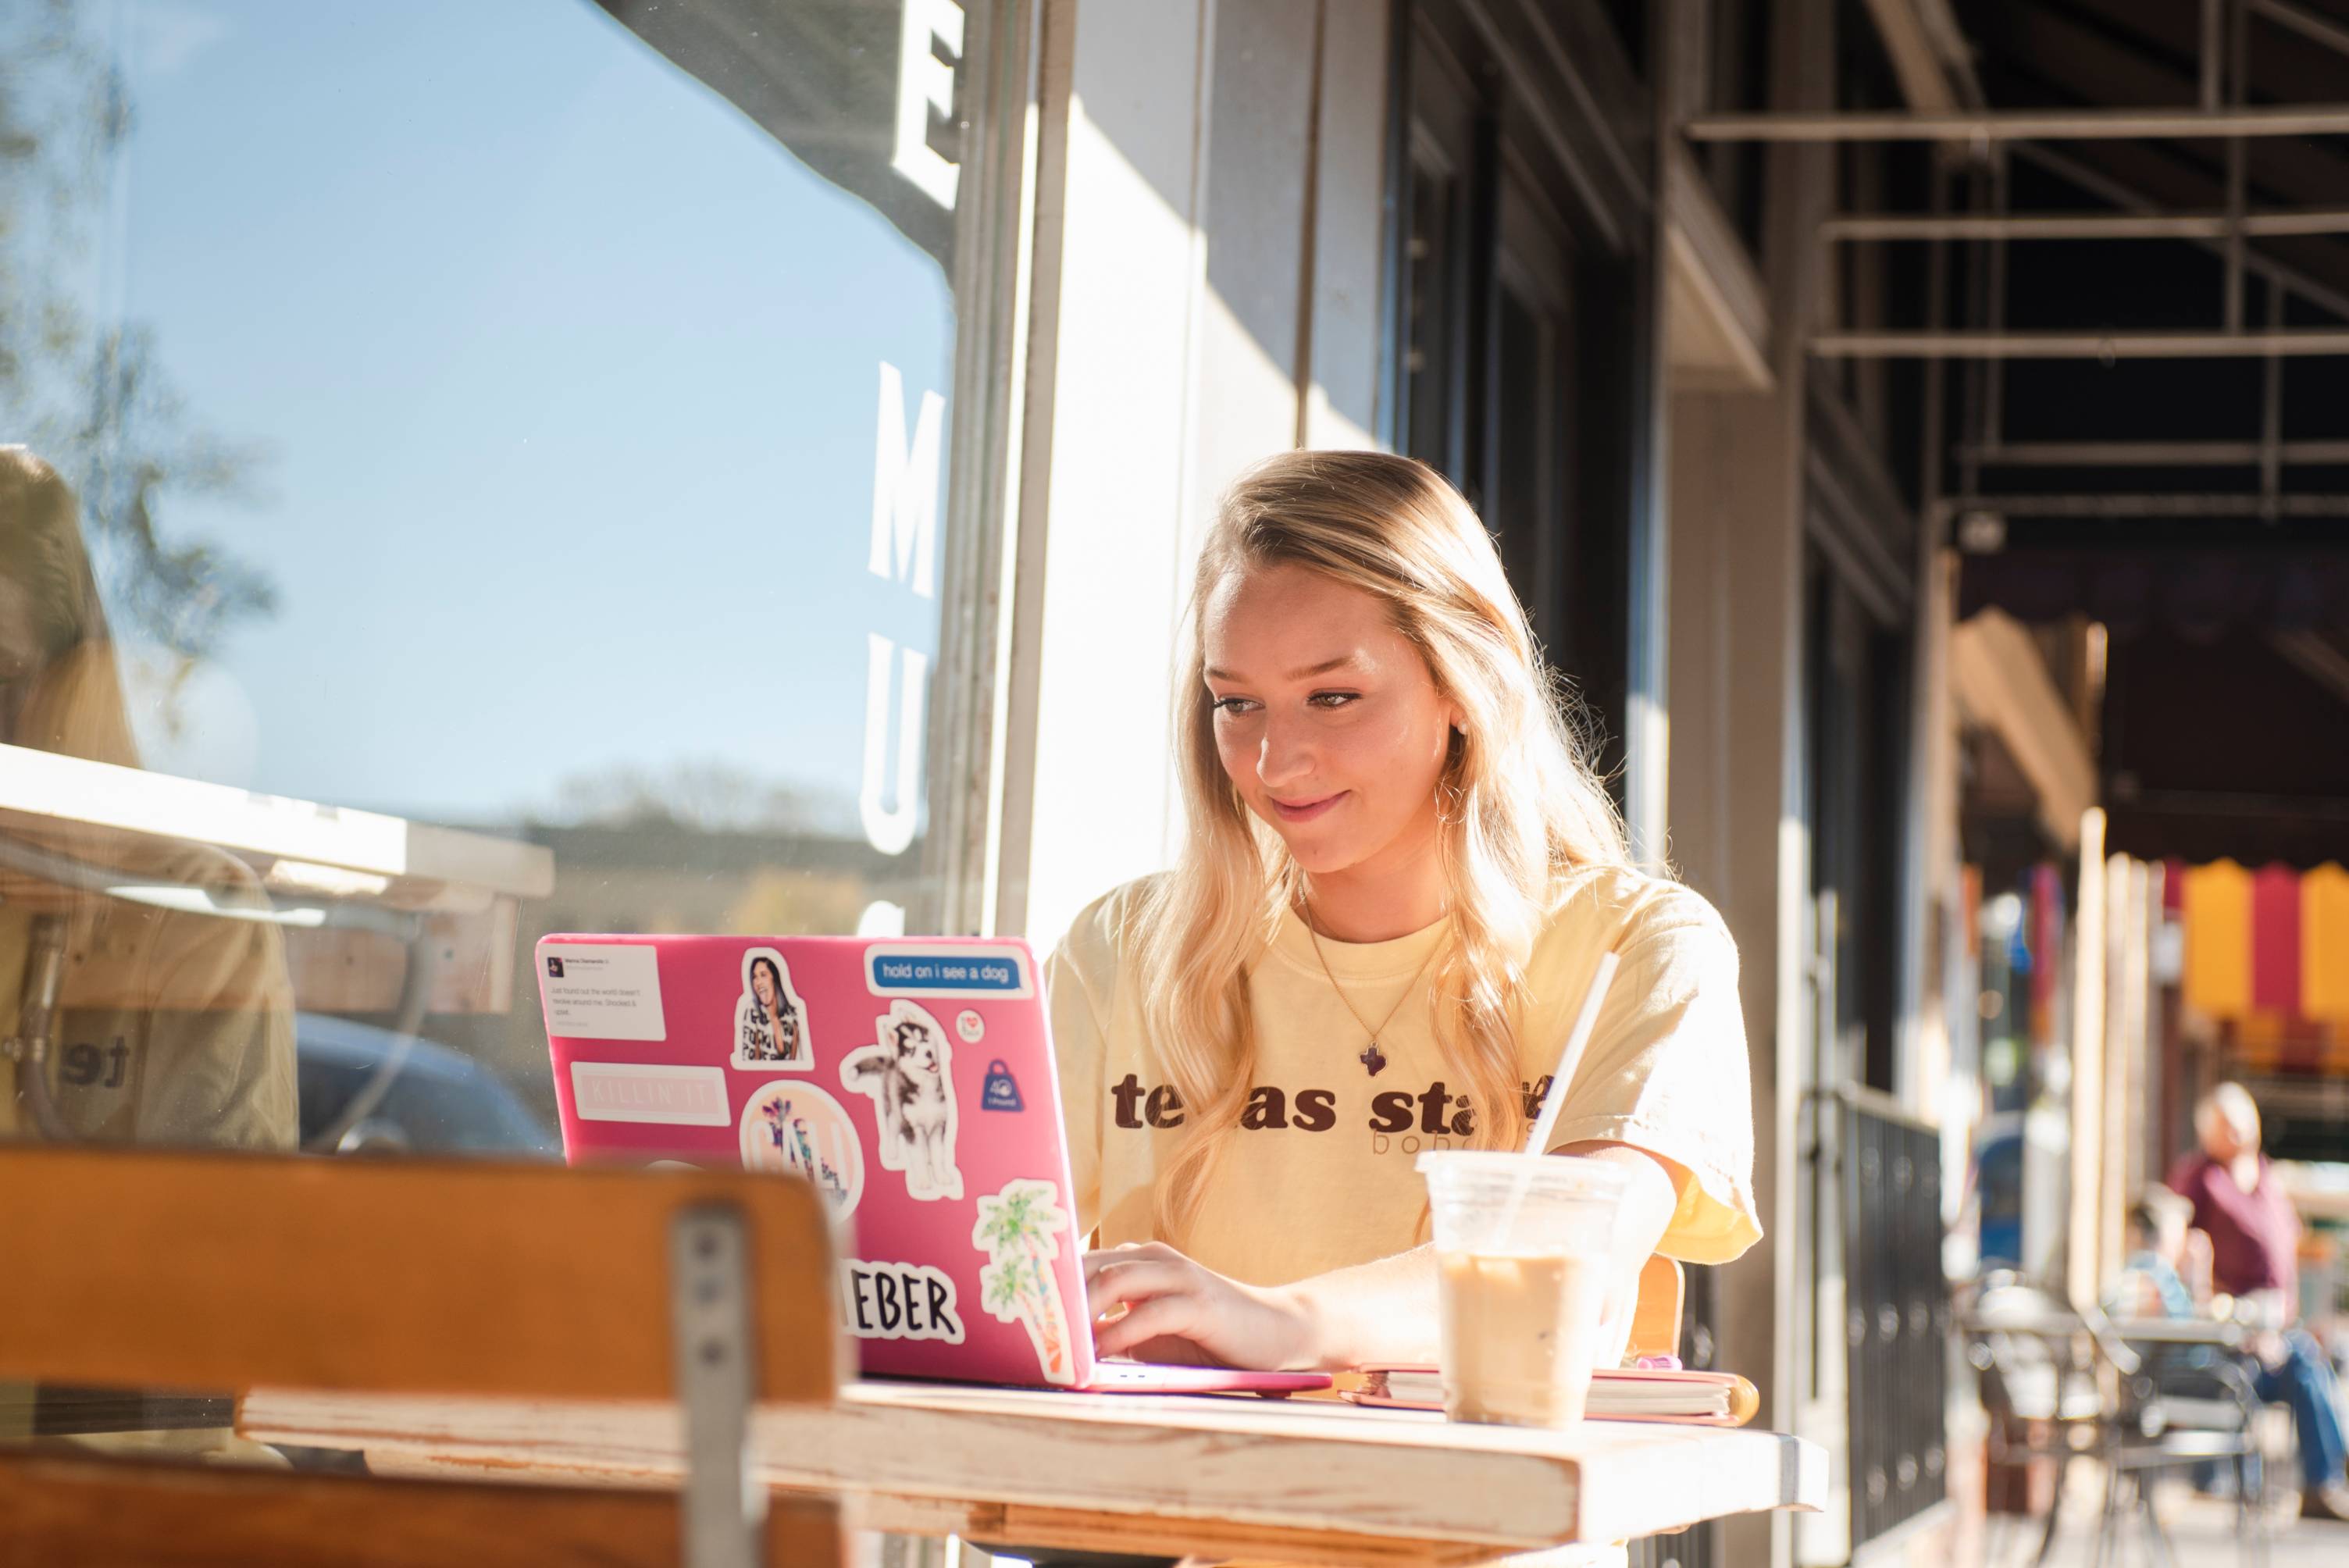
[242,1381,1825,1566]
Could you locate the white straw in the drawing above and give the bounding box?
[1495,950,1620,1231]
[1524,950,1620,1156]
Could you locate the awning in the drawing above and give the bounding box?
[1950,608,2095,853]
[2177,860,2349,1073]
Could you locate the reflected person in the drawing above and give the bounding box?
[0,447,294,1149]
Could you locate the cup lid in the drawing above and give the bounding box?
[1414,1148,1634,1197]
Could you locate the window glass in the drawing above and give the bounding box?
[0,0,983,1156]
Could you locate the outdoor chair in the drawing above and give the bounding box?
[0,1143,847,1567]
[1966,1275,2111,1566]
[1963,1274,2269,1568]
[2078,1300,2269,1568]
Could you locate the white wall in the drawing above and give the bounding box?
[1000,0,1389,954]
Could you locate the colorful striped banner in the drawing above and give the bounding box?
[2176,859,2349,1028]
[2311,864,2349,1026]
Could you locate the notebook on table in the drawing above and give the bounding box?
[1352,1366,1759,1426]
[536,932,1325,1397]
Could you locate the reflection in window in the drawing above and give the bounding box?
[1,0,976,1151]
[0,449,297,1150]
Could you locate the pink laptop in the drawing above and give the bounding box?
[535,932,1325,1395]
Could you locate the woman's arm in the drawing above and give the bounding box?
[1085,1142,1686,1372]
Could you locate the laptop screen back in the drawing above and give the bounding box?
[538,932,1093,1388]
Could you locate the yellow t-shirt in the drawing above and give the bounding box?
[1045,864,1763,1285]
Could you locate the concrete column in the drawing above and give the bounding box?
[996,0,1388,950]
[1664,2,1835,1564]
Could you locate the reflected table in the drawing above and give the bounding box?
[242,1380,1826,1566]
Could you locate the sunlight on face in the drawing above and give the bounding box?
[1202,563,1459,886]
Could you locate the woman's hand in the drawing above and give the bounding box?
[1082,1241,1320,1370]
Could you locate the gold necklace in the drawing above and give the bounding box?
[1300,896,1440,1078]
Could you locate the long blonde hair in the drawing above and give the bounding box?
[1133,451,1632,1242]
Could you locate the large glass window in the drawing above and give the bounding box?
[0,0,993,1154]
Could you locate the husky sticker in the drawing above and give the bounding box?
[972,1178,1075,1385]
[841,998,962,1200]
[732,947,811,1070]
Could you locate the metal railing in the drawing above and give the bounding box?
[1843,1096,1950,1550]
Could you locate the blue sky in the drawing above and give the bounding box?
[91,0,954,825]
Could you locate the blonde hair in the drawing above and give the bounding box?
[1132,451,1633,1243]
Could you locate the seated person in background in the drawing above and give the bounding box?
[2104,1191,2198,1320]
[2167,1082,2349,1520]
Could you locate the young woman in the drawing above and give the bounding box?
[1047,451,1761,1374]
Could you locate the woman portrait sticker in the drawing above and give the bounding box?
[732,947,811,1071]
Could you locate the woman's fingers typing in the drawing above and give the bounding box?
[1091,1293,1207,1360]
[1076,1240,1317,1370]
[1082,1256,1193,1320]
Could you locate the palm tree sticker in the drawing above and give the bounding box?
[971,1178,1074,1385]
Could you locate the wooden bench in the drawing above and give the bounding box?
[0,1146,845,1567]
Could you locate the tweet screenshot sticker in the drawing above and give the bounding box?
[538,943,667,1042]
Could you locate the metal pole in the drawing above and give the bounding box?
[1820,209,2349,241]
[1684,105,2349,141]
[2202,0,2225,110]
[1959,162,1990,492]
[2262,283,2285,518]
[2224,0,2250,332]
[1942,492,2349,517]
[1986,150,2009,459]
[1922,160,1950,536]
[2248,0,2349,59]
[2014,142,2349,325]
[1810,329,2349,357]
[1957,437,2349,465]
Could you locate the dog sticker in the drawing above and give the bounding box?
[732,947,811,1071]
[738,1081,863,1217]
[971,1178,1075,1385]
[841,999,962,1201]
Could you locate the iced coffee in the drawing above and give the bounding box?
[1419,1151,1628,1428]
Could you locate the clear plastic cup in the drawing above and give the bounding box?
[1417,1150,1631,1427]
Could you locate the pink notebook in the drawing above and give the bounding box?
[1351,1366,1759,1425]
[536,932,1325,1397]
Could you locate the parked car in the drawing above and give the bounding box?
[296,1013,558,1158]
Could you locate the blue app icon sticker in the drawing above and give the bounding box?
[980,1059,1024,1113]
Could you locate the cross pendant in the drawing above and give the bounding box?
[1360,1041,1388,1078]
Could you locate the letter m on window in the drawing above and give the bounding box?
[870,362,945,599]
